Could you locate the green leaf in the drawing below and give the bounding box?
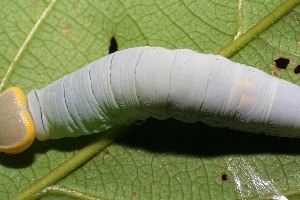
[1,0,300,199]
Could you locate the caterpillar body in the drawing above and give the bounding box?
[1,46,299,153]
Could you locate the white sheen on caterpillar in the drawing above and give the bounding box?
[1,46,300,153]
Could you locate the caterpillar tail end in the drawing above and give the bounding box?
[0,87,36,154]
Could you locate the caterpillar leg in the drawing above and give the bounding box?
[0,87,36,153]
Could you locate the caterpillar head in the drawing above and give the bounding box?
[0,87,36,154]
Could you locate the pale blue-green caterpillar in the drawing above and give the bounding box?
[0,46,299,153]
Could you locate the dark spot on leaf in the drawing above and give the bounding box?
[103,149,111,158]
[108,37,118,54]
[294,65,300,74]
[221,172,229,182]
[131,192,137,198]
[274,57,290,69]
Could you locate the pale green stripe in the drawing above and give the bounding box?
[218,0,300,58]
[12,126,125,200]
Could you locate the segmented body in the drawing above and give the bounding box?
[26,46,300,140]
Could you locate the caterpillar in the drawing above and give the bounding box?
[1,46,300,154]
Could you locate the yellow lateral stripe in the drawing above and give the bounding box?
[23,111,36,139]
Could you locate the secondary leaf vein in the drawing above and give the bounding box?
[0,0,57,92]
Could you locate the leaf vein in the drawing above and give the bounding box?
[0,0,57,92]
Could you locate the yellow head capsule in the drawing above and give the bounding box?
[0,87,36,154]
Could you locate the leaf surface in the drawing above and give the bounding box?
[0,0,300,199]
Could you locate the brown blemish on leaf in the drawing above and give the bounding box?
[103,149,111,158]
[272,68,278,77]
[72,0,81,8]
[34,0,40,5]
[62,24,74,43]
[297,38,300,47]
[131,192,137,199]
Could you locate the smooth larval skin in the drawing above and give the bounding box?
[27,46,300,139]
[1,46,300,153]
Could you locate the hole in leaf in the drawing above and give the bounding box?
[294,65,300,74]
[108,37,118,54]
[221,172,230,182]
[274,57,290,69]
